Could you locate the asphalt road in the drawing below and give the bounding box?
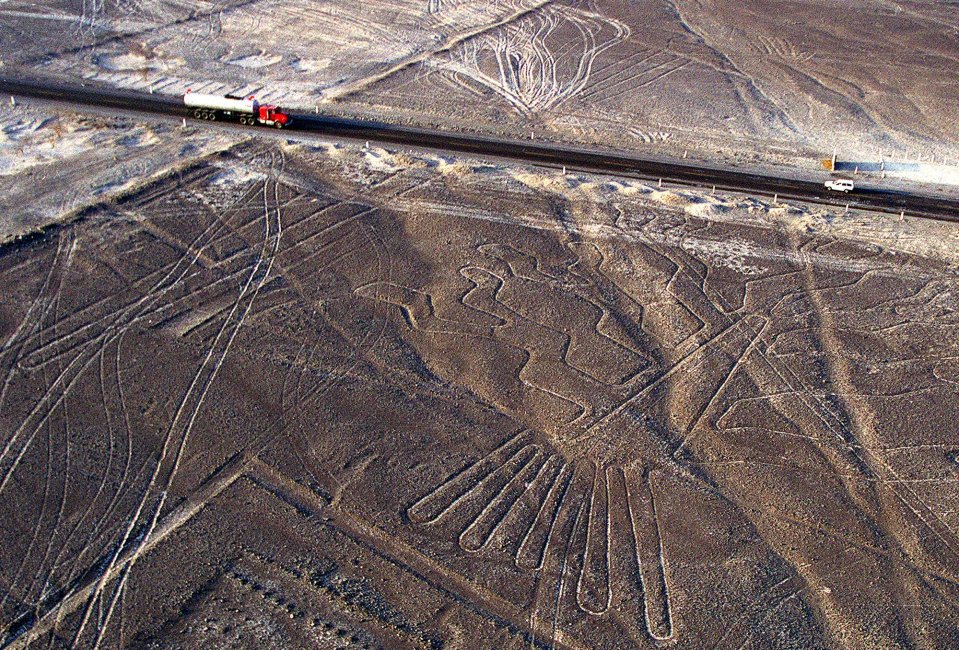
[3,74,958,222]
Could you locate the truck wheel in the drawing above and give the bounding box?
[194,109,202,119]
[275,122,283,129]
[209,112,216,121]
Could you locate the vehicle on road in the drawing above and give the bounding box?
[183,90,290,128]
[825,179,855,193]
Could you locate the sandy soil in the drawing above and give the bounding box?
[1,139,958,648]
[2,3,958,647]
[0,104,239,242]
[1,0,957,179]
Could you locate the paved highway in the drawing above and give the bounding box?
[2,74,958,222]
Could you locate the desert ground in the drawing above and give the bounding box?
[1,137,958,648]
[1,0,957,176]
[2,1,959,649]
[0,107,235,240]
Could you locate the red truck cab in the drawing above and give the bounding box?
[258,104,290,128]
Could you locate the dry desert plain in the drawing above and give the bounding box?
[1,1,959,649]
[1,0,958,172]
[1,138,958,648]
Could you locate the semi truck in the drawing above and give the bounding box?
[183,90,290,128]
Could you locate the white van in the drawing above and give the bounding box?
[825,179,855,192]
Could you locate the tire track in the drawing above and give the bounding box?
[323,0,557,101]
[75,147,286,648]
